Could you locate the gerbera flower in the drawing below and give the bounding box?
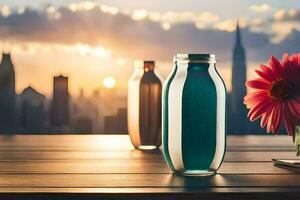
[244,53,300,138]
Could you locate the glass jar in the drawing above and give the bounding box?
[128,61,163,150]
[162,54,226,175]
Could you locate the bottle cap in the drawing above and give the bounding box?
[144,60,155,71]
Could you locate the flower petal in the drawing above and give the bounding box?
[289,54,299,66]
[243,91,268,108]
[269,56,283,76]
[281,53,290,69]
[271,102,282,134]
[255,69,274,82]
[259,64,278,80]
[246,79,270,90]
[260,104,274,128]
[287,100,300,121]
[247,98,273,121]
[283,107,295,136]
[266,107,276,133]
[294,54,300,65]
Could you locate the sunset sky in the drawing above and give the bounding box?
[0,0,299,96]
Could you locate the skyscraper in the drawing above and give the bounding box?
[19,86,46,133]
[50,75,69,130]
[0,53,16,133]
[229,22,249,134]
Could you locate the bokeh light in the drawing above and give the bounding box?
[102,76,116,89]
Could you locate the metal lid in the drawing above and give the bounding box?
[174,54,216,63]
[144,60,155,71]
[134,60,156,68]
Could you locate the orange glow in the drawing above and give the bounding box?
[102,76,116,89]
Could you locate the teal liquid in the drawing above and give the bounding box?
[181,64,217,170]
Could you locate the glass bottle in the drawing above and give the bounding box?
[128,61,163,150]
[162,54,226,175]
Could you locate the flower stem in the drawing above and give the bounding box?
[295,126,300,156]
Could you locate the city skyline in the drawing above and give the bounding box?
[0,21,286,134]
[0,1,299,96]
[0,53,128,134]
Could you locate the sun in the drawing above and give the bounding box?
[102,76,116,89]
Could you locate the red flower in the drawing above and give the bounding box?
[244,53,300,137]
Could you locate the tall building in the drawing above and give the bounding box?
[0,53,16,133]
[229,22,250,134]
[19,86,46,133]
[50,75,69,130]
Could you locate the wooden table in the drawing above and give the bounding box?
[0,135,300,200]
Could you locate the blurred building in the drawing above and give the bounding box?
[100,87,118,114]
[104,108,127,133]
[73,117,93,133]
[19,86,46,133]
[88,89,105,132]
[0,53,16,134]
[228,22,249,134]
[50,75,69,132]
[228,22,263,134]
[71,89,97,133]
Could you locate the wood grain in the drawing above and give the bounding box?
[0,134,299,200]
[0,135,294,149]
[1,174,300,187]
[0,150,297,161]
[0,160,299,174]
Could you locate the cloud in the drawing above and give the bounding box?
[0,3,299,96]
[248,3,271,13]
[127,9,220,30]
[270,21,300,43]
[214,18,247,32]
[131,9,148,20]
[0,4,298,64]
[4,41,111,58]
[244,8,300,43]
[274,8,300,21]
[262,8,300,43]
[66,2,220,30]
[249,29,300,62]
